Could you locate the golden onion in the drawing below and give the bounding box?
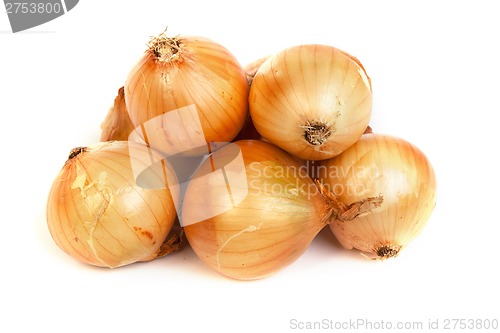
[182,140,329,280]
[249,44,372,160]
[318,133,436,259]
[124,31,249,156]
[46,141,178,268]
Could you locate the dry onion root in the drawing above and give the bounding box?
[317,133,437,259]
[249,44,373,161]
[124,31,249,156]
[182,140,382,280]
[46,141,179,268]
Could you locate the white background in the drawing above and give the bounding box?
[1,1,499,332]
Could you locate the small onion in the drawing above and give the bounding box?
[100,87,135,142]
[124,31,249,156]
[249,44,372,161]
[182,140,381,280]
[317,133,437,259]
[46,141,178,268]
[243,55,271,86]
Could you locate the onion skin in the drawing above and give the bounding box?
[244,55,271,86]
[249,44,372,161]
[183,140,329,280]
[100,87,135,142]
[233,56,272,141]
[318,133,436,259]
[46,141,178,268]
[124,33,249,156]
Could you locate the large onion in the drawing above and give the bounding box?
[46,141,178,268]
[124,32,249,156]
[182,140,330,280]
[181,140,382,279]
[318,133,437,259]
[249,44,372,160]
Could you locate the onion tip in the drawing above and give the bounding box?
[374,244,402,260]
[301,120,333,146]
[316,180,384,222]
[68,147,86,160]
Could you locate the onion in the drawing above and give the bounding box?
[249,44,372,161]
[317,133,436,259]
[46,141,178,268]
[124,31,249,156]
[100,87,135,142]
[243,55,271,86]
[181,140,381,280]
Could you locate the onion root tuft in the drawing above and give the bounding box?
[301,120,333,146]
[148,31,182,63]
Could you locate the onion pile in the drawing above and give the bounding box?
[46,29,436,279]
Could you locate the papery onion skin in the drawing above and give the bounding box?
[100,87,135,142]
[124,33,249,156]
[249,44,372,161]
[231,56,273,141]
[318,133,436,259]
[244,55,271,86]
[46,141,178,268]
[183,140,329,280]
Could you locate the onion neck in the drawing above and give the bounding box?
[68,147,86,160]
[316,180,383,223]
